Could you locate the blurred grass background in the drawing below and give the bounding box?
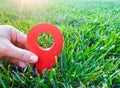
[0,0,120,87]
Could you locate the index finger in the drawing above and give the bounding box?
[9,26,27,47]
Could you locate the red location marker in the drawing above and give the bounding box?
[27,23,64,75]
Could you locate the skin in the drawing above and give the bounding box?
[0,25,38,68]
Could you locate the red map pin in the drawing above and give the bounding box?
[27,23,64,75]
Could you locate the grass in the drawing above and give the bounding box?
[0,0,120,87]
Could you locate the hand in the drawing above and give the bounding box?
[0,25,38,68]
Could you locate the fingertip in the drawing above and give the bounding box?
[29,55,38,63]
[17,61,27,68]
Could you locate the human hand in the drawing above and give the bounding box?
[0,25,38,68]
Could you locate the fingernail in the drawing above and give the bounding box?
[30,55,38,63]
[18,61,26,68]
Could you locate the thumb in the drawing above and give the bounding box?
[7,43,38,63]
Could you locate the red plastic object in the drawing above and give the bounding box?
[27,23,64,75]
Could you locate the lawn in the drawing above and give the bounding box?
[0,0,120,87]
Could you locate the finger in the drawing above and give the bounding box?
[11,59,27,68]
[7,43,38,63]
[9,26,27,47]
[15,43,27,49]
[3,57,27,68]
[17,61,27,68]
